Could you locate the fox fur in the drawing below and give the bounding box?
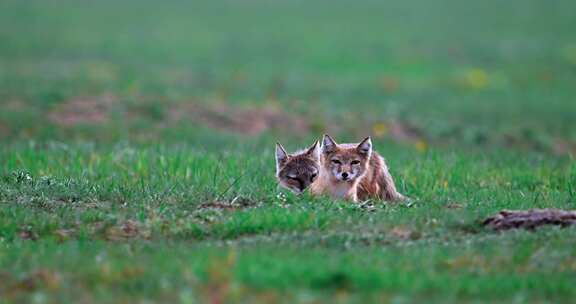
[310,134,404,202]
[275,141,320,194]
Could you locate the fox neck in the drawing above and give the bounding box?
[321,173,359,201]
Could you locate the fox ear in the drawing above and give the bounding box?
[357,137,372,156]
[322,134,338,154]
[305,140,320,160]
[275,143,289,171]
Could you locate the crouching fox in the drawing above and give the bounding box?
[311,135,405,202]
[275,135,404,202]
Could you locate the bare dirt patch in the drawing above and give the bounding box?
[483,209,576,231]
[18,228,38,241]
[552,138,576,155]
[1,269,61,298]
[4,99,27,112]
[199,197,259,210]
[389,226,421,240]
[169,101,428,141]
[48,94,115,126]
[385,120,424,143]
[103,220,150,241]
[169,102,310,136]
[0,121,10,138]
[367,119,425,145]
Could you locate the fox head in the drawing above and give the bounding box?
[321,134,372,183]
[275,141,320,194]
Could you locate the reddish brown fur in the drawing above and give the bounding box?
[311,135,404,202]
[356,152,404,201]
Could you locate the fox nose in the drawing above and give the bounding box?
[341,172,349,179]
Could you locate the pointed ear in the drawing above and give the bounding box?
[275,143,289,171]
[321,134,338,154]
[357,137,372,156]
[305,140,319,160]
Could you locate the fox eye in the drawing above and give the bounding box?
[310,173,317,181]
[351,160,360,165]
[331,159,341,164]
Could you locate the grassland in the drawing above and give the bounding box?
[1,0,576,302]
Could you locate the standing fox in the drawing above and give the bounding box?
[310,135,404,202]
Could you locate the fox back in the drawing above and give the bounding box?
[356,152,404,201]
[275,141,320,194]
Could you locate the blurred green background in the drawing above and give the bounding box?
[1,0,575,151]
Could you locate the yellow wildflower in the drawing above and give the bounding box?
[465,68,488,89]
[372,122,388,138]
[414,140,428,153]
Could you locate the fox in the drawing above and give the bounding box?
[275,141,320,194]
[310,134,405,202]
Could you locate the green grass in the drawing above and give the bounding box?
[1,0,576,302]
[1,144,575,302]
